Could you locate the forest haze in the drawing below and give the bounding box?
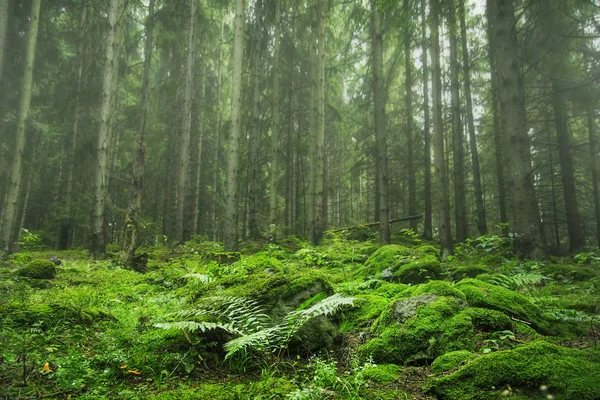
[1,0,599,261]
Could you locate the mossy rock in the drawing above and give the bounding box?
[414,244,440,256]
[544,263,598,282]
[346,224,377,242]
[18,259,56,279]
[361,296,474,364]
[363,388,409,400]
[396,280,466,301]
[340,294,389,332]
[361,363,403,384]
[202,251,241,265]
[462,307,512,332]
[455,279,547,332]
[431,341,600,400]
[431,350,476,373]
[394,256,443,284]
[364,245,411,275]
[451,265,492,280]
[371,281,409,298]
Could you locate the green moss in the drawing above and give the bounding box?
[340,294,389,332]
[545,263,598,282]
[394,256,443,284]
[361,363,402,384]
[414,244,440,256]
[361,296,474,364]
[363,388,409,400]
[462,308,512,331]
[396,280,466,301]
[371,281,409,298]
[364,245,412,275]
[431,350,476,373]
[451,265,492,280]
[18,259,56,279]
[432,341,600,400]
[455,279,547,332]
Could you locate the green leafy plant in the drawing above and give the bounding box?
[17,229,44,251]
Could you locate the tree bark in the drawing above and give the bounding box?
[421,0,433,240]
[175,0,197,243]
[404,0,417,233]
[372,0,390,245]
[0,0,8,85]
[191,65,205,237]
[588,109,600,247]
[119,0,155,268]
[431,0,452,259]
[269,0,281,232]
[447,0,468,242]
[223,0,246,251]
[486,0,543,257]
[248,0,264,240]
[0,0,41,254]
[212,22,224,241]
[459,0,487,236]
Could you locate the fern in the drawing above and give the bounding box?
[182,273,213,284]
[153,320,239,334]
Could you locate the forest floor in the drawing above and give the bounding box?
[1,229,599,399]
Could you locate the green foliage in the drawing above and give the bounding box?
[431,351,476,373]
[451,265,492,280]
[17,259,56,279]
[363,245,411,275]
[17,229,44,251]
[394,256,443,284]
[432,341,600,399]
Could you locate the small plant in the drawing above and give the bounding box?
[17,229,44,251]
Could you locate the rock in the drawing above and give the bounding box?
[380,268,393,281]
[46,256,62,266]
[431,350,476,373]
[364,245,412,275]
[263,267,275,275]
[18,259,56,279]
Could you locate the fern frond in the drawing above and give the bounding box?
[154,320,240,334]
[201,296,270,332]
[182,273,213,284]
[224,326,282,359]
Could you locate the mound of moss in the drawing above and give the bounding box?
[394,255,443,284]
[431,350,476,373]
[451,265,491,280]
[455,279,547,332]
[432,341,600,400]
[396,280,465,300]
[17,259,56,279]
[461,307,512,331]
[544,263,598,282]
[363,245,411,275]
[340,294,389,332]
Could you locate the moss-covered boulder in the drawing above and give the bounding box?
[17,259,56,279]
[396,280,465,300]
[431,341,600,400]
[361,363,403,384]
[361,295,474,364]
[394,255,443,284]
[461,307,512,332]
[544,263,598,282]
[431,350,476,373]
[455,279,547,332]
[340,294,389,332]
[363,245,411,275]
[451,265,492,280]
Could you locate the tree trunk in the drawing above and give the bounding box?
[588,109,600,247]
[545,115,560,249]
[0,0,8,84]
[421,0,433,240]
[191,65,205,237]
[119,0,155,269]
[371,1,390,245]
[0,0,40,254]
[223,0,246,251]
[459,0,487,236]
[431,0,452,259]
[212,22,224,241]
[58,3,87,250]
[175,0,197,243]
[90,0,120,257]
[269,0,281,232]
[404,0,417,233]
[248,0,264,240]
[447,0,468,242]
[486,0,543,257]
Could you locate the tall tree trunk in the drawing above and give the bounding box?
[248,0,264,240]
[119,0,155,269]
[588,109,600,247]
[175,0,196,243]
[0,0,40,254]
[404,0,417,233]
[545,115,560,249]
[191,66,205,237]
[269,0,281,232]
[58,3,87,250]
[212,22,224,241]
[371,0,390,245]
[431,0,452,259]
[486,0,543,257]
[223,0,246,251]
[421,0,433,240]
[0,0,8,85]
[459,0,487,235]
[447,0,467,242]
[91,0,120,257]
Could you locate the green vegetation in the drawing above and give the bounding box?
[1,238,599,398]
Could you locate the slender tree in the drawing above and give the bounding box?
[431,0,452,258]
[421,0,433,240]
[458,0,487,235]
[269,0,281,233]
[0,0,8,84]
[487,0,543,257]
[0,0,41,254]
[119,0,155,269]
[588,109,600,246]
[223,0,246,251]
[404,0,417,232]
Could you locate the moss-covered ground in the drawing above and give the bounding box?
[1,232,599,399]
